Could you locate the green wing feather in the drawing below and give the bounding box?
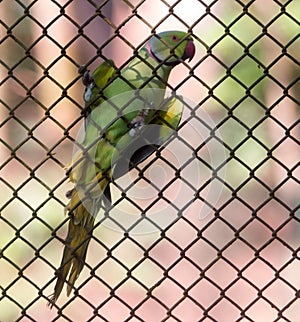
[111,94,184,179]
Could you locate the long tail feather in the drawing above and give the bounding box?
[48,194,96,308]
[49,143,110,308]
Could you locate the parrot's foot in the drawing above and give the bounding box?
[79,65,95,103]
[78,65,92,85]
[129,103,154,137]
[65,189,74,199]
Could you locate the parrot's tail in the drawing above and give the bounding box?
[49,146,110,308]
[48,190,98,308]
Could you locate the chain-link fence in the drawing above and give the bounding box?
[1,0,299,321]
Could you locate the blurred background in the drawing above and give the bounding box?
[0,0,299,321]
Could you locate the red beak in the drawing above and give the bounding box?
[183,40,196,62]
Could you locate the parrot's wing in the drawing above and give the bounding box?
[126,94,184,172]
[154,94,184,143]
[102,95,183,207]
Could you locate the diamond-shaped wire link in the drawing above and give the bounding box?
[0,0,299,321]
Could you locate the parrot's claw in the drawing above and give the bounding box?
[129,105,151,137]
[84,84,94,102]
[65,189,74,199]
[82,70,93,87]
[78,64,86,75]
[79,66,96,102]
[79,65,92,86]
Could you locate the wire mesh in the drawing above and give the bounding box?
[0,0,299,321]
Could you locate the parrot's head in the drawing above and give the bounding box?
[146,30,195,66]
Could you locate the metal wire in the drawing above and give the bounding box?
[1,0,299,321]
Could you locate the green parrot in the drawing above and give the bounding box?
[49,30,195,307]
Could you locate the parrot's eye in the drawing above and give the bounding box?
[171,35,179,42]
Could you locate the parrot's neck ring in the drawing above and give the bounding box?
[145,42,180,67]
